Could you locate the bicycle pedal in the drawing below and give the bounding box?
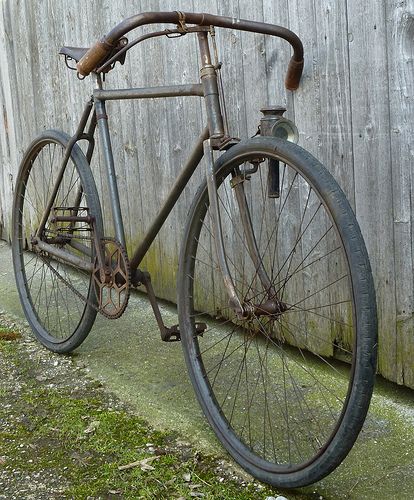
[194,322,207,335]
[162,322,207,342]
[162,324,181,342]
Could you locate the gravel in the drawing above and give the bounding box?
[0,314,127,499]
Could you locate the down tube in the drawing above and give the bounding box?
[129,127,209,275]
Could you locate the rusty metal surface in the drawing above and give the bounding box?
[96,26,210,74]
[34,239,94,273]
[197,32,224,139]
[203,138,244,317]
[104,11,303,62]
[94,93,126,249]
[34,102,94,239]
[93,84,204,101]
[77,10,303,81]
[92,238,131,319]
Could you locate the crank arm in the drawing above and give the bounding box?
[140,271,207,342]
[91,221,110,280]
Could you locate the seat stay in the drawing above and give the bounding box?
[35,100,94,239]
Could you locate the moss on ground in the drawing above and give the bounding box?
[0,328,314,499]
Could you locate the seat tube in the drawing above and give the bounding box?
[93,75,126,248]
[197,32,224,139]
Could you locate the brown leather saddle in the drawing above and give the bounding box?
[59,37,128,73]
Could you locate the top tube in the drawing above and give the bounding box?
[76,11,304,90]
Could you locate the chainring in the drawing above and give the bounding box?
[92,238,131,319]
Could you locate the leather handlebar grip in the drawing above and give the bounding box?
[285,57,304,91]
[77,39,114,76]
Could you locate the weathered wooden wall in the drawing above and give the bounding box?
[0,0,413,387]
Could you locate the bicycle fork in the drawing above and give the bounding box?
[204,139,287,320]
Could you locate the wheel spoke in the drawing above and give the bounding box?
[180,141,376,485]
[13,135,100,350]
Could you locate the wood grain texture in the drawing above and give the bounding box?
[387,0,414,386]
[347,0,397,382]
[0,0,412,387]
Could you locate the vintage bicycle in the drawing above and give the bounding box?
[11,11,377,488]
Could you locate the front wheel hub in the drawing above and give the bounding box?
[235,299,288,320]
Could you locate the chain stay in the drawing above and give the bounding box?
[38,237,131,320]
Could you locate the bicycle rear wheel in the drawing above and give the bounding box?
[178,137,377,488]
[12,130,103,353]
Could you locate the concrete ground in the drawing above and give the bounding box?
[1,240,414,499]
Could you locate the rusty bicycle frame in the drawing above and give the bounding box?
[39,11,304,341]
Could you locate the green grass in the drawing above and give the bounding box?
[0,327,312,499]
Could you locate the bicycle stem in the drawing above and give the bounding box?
[197,31,224,139]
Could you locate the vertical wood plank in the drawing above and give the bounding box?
[237,0,267,136]
[159,0,204,302]
[347,0,397,382]
[387,0,414,386]
[0,2,14,239]
[0,0,34,237]
[262,0,291,113]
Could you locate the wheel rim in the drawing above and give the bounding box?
[182,147,362,472]
[14,139,97,344]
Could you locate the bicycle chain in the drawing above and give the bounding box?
[37,237,131,319]
[39,250,101,313]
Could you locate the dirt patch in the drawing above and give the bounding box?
[0,327,21,341]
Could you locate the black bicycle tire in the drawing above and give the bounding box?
[12,129,103,353]
[178,136,377,488]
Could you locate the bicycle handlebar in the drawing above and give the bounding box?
[77,11,304,90]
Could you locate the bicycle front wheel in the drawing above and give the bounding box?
[12,130,103,353]
[178,137,377,488]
